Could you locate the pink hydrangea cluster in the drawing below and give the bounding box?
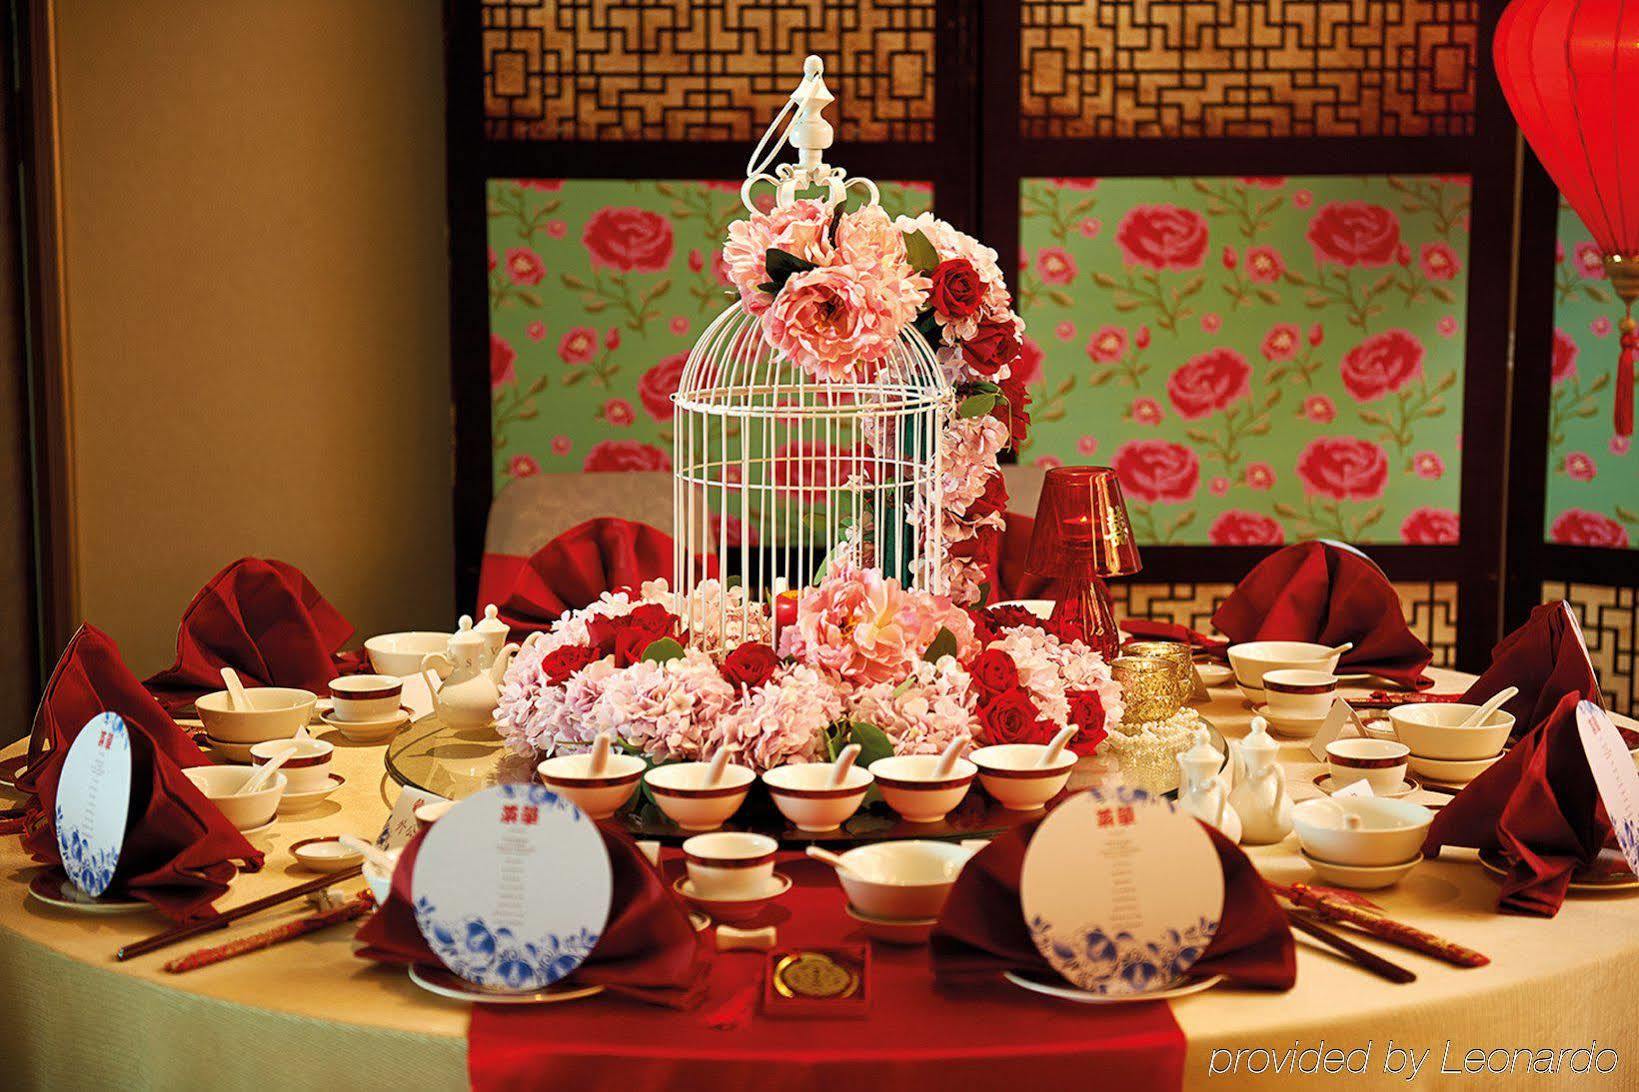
[715,663,842,769]
[847,656,978,756]
[942,416,1010,510]
[777,563,977,685]
[590,648,737,763]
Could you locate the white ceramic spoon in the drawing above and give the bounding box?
[589,732,613,776]
[934,735,969,778]
[805,844,863,879]
[339,834,400,875]
[1458,686,1518,728]
[1298,642,1353,662]
[829,743,861,787]
[220,667,252,711]
[1039,724,1077,767]
[705,747,731,787]
[237,743,294,796]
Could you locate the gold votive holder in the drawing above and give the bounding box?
[1112,654,1182,723]
[1123,640,1194,706]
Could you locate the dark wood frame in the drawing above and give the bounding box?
[442,0,1591,672]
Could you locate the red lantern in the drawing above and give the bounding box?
[1495,0,1639,437]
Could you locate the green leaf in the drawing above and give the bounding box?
[848,720,896,770]
[764,247,818,292]
[903,229,939,274]
[913,308,943,352]
[958,393,998,418]
[923,626,958,663]
[1047,290,1076,308]
[640,637,685,664]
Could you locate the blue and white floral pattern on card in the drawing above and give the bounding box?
[54,712,133,898]
[1020,786,1226,996]
[411,783,613,991]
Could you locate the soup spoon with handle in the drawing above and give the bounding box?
[805,845,864,879]
[704,745,732,787]
[830,743,862,787]
[220,667,253,712]
[1457,686,1518,729]
[1039,724,1077,767]
[934,735,969,778]
[237,743,294,796]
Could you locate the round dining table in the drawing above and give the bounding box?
[3,667,1636,1090]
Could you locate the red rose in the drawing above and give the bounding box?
[1549,508,1629,547]
[962,319,1022,377]
[559,327,598,365]
[1113,440,1200,503]
[977,688,1053,745]
[506,246,545,286]
[1012,336,1044,386]
[1036,247,1077,285]
[1400,507,1460,545]
[582,207,674,273]
[1064,688,1109,756]
[1115,205,1209,271]
[964,469,1010,521]
[1552,329,1578,386]
[588,603,682,667]
[721,641,779,689]
[1420,243,1459,281]
[1166,348,1251,420]
[1245,246,1285,284]
[1306,202,1401,267]
[1296,437,1389,501]
[930,258,984,319]
[969,649,1021,696]
[1208,511,1285,546]
[638,352,687,421]
[1339,330,1425,401]
[490,334,517,389]
[539,644,599,685]
[996,372,1032,448]
[583,440,671,473]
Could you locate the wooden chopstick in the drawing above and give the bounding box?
[116,864,365,961]
[1272,882,1489,968]
[162,892,375,973]
[1286,909,1415,984]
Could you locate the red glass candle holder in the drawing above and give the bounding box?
[1025,467,1142,658]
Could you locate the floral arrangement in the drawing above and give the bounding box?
[495,572,1121,775]
[721,200,1032,606]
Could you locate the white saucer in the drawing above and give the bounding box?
[277,774,346,813]
[1300,850,1422,890]
[1251,704,1329,738]
[1004,969,1224,1004]
[319,707,409,743]
[407,963,604,1004]
[1479,847,1639,894]
[189,732,259,764]
[844,904,937,945]
[290,836,365,872]
[1194,662,1233,688]
[1407,752,1501,786]
[235,816,279,836]
[674,872,792,925]
[27,873,149,914]
[1310,773,1421,800]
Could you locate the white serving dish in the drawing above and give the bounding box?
[1387,703,1514,761]
[1253,704,1329,739]
[969,744,1076,810]
[1194,662,1234,688]
[1227,641,1342,703]
[364,631,453,676]
[537,752,646,819]
[1290,796,1433,868]
[866,754,977,823]
[195,687,317,744]
[318,707,409,744]
[276,774,345,814]
[1301,849,1423,890]
[762,762,873,832]
[182,765,287,831]
[832,840,972,920]
[290,836,364,873]
[644,762,755,831]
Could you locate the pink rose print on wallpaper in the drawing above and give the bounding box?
[1400,507,1459,545]
[1209,511,1285,546]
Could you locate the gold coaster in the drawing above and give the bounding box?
[773,951,859,1000]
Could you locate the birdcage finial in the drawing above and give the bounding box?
[742,55,877,213]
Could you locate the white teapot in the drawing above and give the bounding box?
[1178,727,1240,843]
[422,629,518,729]
[1228,716,1293,845]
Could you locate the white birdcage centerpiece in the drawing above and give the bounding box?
[671,57,956,649]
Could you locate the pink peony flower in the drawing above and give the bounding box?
[778,564,975,686]
[721,199,835,314]
[763,262,925,382]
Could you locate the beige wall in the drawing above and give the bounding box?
[52,0,454,675]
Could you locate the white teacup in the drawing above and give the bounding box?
[683,832,777,899]
[249,736,334,793]
[328,674,403,722]
[1326,738,1411,795]
[1263,669,1339,721]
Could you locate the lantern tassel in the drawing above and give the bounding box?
[1620,313,1636,441]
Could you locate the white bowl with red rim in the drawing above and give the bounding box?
[327,674,404,722]
[1262,668,1339,721]
[866,754,977,823]
[1324,737,1410,795]
[762,762,874,832]
[364,631,451,676]
[682,831,777,899]
[537,752,647,820]
[249,736,334,793]
[1227,641,1342,703]
[969,744,1076,810]
[644,761,755,831]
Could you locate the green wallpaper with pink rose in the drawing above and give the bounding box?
[1542,202,1638,549]
[485,179,930,487]
[1017,175,1470,547]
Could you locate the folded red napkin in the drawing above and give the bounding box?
[1423,692,1612,917]
[144,558,360,713]
[1211,541,1432,689]
[1461,601,1603,741]
[20,624,263,920]
[496,518,676,636]
[932,813,1294,991]
[356,822,707,1008]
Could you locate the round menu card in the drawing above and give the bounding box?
[411,783,613,991]
[55,712,133,897]
[1021,787,1224,996]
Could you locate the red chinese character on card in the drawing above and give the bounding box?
[522,805,539,826]
[1097,808,1114,827]
[1117,806,1134,826]
[501,804,519,824]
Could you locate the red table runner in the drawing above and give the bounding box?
[468,856,1185,1091]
